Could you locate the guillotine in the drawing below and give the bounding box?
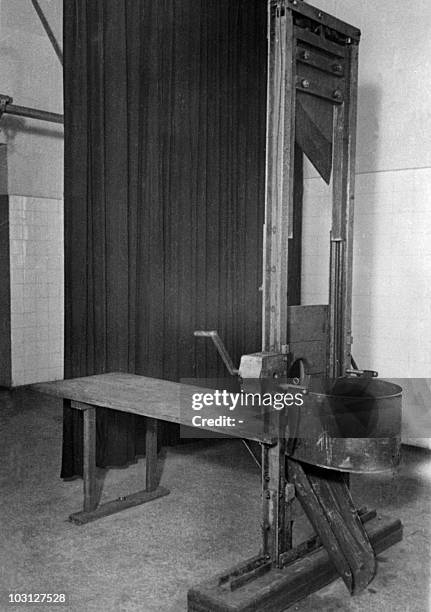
[188,0,403,609]
[26,0,403,608]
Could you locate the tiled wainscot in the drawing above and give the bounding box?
[9,196,64,385]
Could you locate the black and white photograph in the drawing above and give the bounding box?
[0,0,430,610]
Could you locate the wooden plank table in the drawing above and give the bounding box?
[31,372,277,524]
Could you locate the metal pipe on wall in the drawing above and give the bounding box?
[0,95,63,125]
[3,102,64,125]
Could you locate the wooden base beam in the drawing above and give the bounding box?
[187,514,402,612]
[69,486,170,525]
[68,403,166,525]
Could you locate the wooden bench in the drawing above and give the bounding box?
[32,371,275,524]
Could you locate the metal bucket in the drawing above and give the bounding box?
[288,376,402,473]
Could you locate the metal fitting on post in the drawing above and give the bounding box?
[0,94,13,119]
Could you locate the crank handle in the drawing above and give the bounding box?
[194,330,239,376]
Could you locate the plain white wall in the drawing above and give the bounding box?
[309,0,431,174]
[0,0,63,198]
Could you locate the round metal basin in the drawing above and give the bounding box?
[289,376,402,473]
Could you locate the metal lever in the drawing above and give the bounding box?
[345,369,378,378]
[194,330,239,376]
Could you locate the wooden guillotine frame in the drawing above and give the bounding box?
[188,1,403,609]
[263,0,357,377]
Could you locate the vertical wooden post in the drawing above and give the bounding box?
[262,0,296,353]
[82,405,97,513]
[261,406,289,567]
[261,0,296,563]
[329,42,359,378]
[145,417,158,492]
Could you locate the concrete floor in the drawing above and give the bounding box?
[0,387,430,612]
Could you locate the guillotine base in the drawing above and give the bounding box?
[187,513,402,612]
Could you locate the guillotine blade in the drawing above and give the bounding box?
[295,92,334,184]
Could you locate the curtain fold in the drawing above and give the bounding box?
[62,0,267,477]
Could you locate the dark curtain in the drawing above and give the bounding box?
[62,0,267,477]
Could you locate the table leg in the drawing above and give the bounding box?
[82,405,97,512]
[146,417,158,491]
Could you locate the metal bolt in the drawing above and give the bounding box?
[301,79,310,89]
[333,64,343,74]
[333,89,342,100]
[302,50,310,60]
[265,475,270,482]
[317,11,322,18]
[346,37,352,44]
[266,491,271,499]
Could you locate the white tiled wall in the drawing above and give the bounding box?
[302,167,431,446]
[352,168,431,379]
[9,196,64,385]
[302,167,431,377]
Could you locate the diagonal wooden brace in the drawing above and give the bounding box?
[287,458,376,594]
